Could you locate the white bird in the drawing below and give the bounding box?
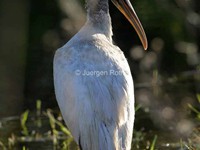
[53,0,147,149]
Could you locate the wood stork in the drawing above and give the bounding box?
[54,0,147,149]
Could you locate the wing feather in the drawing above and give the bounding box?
[54,37,134,150]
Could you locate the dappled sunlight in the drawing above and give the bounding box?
[58,0,86,35]
[0,0,199,149]
[150,37,164,52]
[175,41,199,65]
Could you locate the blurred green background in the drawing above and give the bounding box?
[0,0,199,148]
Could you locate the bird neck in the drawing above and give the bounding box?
[86,0,113,41]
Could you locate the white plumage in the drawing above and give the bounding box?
[54,0,147,149]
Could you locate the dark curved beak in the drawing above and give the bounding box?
[111,0,148,50]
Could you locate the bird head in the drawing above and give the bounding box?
[111,0,148,50]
